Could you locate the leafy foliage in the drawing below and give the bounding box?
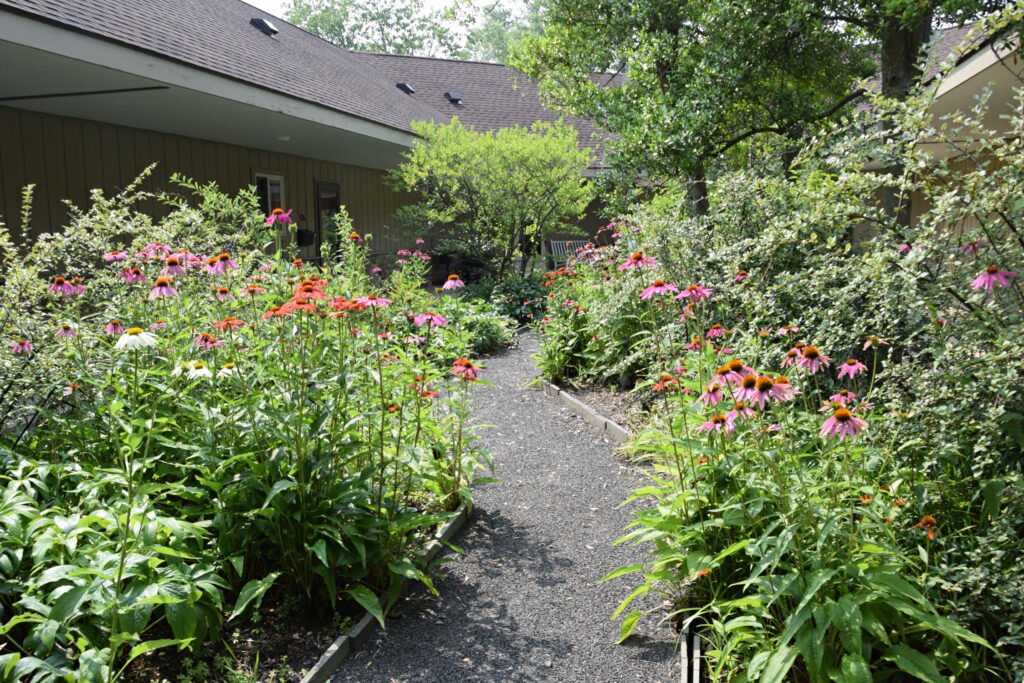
[0,177,497,680]
[536,8,1023,679]
[389,117,595,277]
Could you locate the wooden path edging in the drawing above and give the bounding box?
[300,503,471,683]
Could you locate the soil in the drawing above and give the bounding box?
[125,587,360,682]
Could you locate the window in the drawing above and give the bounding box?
[254,173,285,216]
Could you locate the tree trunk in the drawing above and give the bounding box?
[879,12,933,228]
[690,160,710,217]
[782,125,803,180]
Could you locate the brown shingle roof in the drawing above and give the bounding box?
[356,52,619,166]
[0,0,446,134]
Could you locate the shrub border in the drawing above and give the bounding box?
[299,502,472,683]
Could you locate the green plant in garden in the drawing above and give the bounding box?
[388,117,595,277]
[0,175,503,681]
[535,7,1022,679]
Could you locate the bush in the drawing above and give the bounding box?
[536,9,1023,679]
[0,175,492,680]
[464,274,547,325]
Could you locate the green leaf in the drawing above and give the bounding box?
[830,595,863,656]
[839,654,871,683]
[262,480,298,508]
[882,645,944,683]
[48,585,87,623]
[759,645,797,683]
[166,601,197,641]
[889,601,991,649]
[229,572,280,621]
[618,610,643,643]
[866,571,927,606]
[345,585,385,629]
[127,638,187,661]
[599,563,644,583]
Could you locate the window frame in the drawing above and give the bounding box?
[253,171,286,216]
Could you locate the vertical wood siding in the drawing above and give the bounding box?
[0,105,416,252]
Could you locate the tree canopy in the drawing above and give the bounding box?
[388,118,595,276]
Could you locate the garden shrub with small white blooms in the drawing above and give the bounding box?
[0,172,507,681]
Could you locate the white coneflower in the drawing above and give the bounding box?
[216,362,239,378]
[114,327,157,350]
[171,361,191,377]
[186,361,212,380]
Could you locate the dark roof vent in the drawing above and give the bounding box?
[396,82,415,94]
[250,17,279,36]
[444,91,463,104]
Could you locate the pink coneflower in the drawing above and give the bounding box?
[145,242,172,255]
[414,312,448,328]
[442,274,465,290]
[241,283,267,296]
[676,284,713,302]
[214,317,246,331]
[55,324,77,338]
[838,359,868,380]
[742,375,788,408]
[349,232,364,243]
[863,336,889,350]
[355,295,391,308]
[415,250,430,260]
[150,320,168,330]
[68,277,85,295]
[397,249,412,257]
[733,270,749,283]
[265,208,293,226]
[640,279,678,299]
[451,357,481,381]
[776,325,799,336]
[820,408,868,440]
[9,339,33,354]
[959,240,986,255]
[161,256,186,276]
[781,348,799,368]
[797,345,830,374]
[706,324,726,338]
[684,337,702,351]
[897,243,912,254]
[262,306,284,319]
[726,401,756,424]
[214,287,235,303]
[617,251,657,271]
[406,335,426,344]
[699,382,724,407]
[104,320,125,335]
[697,414,734,435]
[828,389,856,406]
[194,332,225,349]
[416,238,425,245]
[206,253,238,275]
[49,276,79,295]
[378,332,393,339]
[280,298,318,315]
[971,266,1018,292]
[102,250,127,261]
[119,267,146,284]
[715,359,752,386]
[149,277,179,299]
[295,284,328,300]
[652,374,679,392]
[371,266,382,273]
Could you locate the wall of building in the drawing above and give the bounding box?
[0,105,417,255]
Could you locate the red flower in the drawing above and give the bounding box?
[451,357,481,381]
[214,317,247,331]
[913,515,939,540]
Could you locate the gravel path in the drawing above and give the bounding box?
[333,334,678,682]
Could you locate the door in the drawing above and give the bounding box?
[315,181,341,261]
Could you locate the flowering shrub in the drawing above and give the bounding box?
[537,9,1022,679]
[0,176,501,680]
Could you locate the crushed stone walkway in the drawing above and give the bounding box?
[334,334,678,682]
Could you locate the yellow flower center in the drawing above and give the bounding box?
[126,327,143,335]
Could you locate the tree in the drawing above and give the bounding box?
[512,0,1003,215]
[388,118,595,277]
[462,0,544,63]
[284,0,462,56]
